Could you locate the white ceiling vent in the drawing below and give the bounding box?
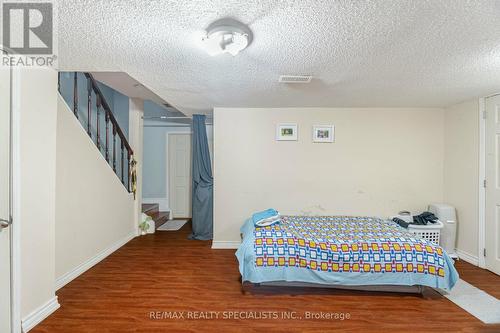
[279,75,313,83]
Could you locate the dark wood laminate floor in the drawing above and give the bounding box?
[33,223,500,333]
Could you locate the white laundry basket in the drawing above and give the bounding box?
[428,203,457,257]
[407,220,443,245]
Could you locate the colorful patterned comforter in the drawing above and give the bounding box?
[236,216,458,290]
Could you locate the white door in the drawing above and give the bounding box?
[0,65,12,331]
[485,94,500,275]
[168,133,192,218]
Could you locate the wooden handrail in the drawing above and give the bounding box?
[84,73,133,155]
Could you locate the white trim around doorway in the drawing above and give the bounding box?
[478,97,486,269]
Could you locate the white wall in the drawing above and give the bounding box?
[214,107,445,243]
[443,99,480,259]
[55,95,136,287]
[129,98,144,229]
[14,68,59,326]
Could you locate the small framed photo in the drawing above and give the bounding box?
[276,123,298,141]
[313,125,334,143]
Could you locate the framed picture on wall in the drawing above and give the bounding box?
[312,125,334,143]
[276,123,298,141]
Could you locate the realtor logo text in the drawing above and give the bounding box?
[1,1,57,67]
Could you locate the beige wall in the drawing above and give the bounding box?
[443,99,479,258]
[214,107,445,243]
[55,95,135,283]
[15,68,58,319]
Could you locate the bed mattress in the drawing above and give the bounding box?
[236,216,459,290]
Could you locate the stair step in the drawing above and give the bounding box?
[142,203,169,229]
[151,212,170,229]
[142,203,158,215]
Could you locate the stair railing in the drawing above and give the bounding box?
[58,72,134,193]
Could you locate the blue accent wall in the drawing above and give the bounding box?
[142,125,169,199]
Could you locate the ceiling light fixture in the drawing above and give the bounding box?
[201,21,251,56]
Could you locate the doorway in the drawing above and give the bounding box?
[484,94,500,275]
[0,60,12,331]
[167,133,192,219]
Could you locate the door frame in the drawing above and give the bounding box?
[479,93,500,270]
[10,66,22,332]
[479,97,486,269]
[166,132,192,219]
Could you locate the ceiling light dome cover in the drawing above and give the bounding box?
[202,21,251,56]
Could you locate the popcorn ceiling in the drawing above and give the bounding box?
[58,0,500,114]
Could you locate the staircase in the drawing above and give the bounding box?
[142,204,170,229]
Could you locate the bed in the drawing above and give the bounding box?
[236,215,459,292]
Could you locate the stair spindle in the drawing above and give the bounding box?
[105,113,110,162]
[112,127,117,172]
[73,73,78,119]
[121,141,125,185]
[96,94,101,150]
[127,151,131,192]
[87,78,92,136]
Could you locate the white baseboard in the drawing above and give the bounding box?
[142,197,168,212]
[456,249,479,266]
[211,241,241,249]
[22,296,60,332]
[55,231,136,290]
